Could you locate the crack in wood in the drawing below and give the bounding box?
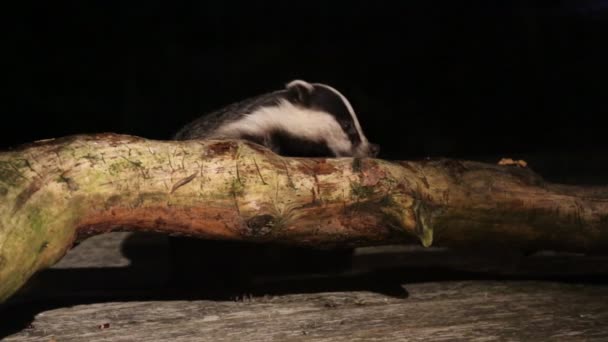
[170,172,198,194]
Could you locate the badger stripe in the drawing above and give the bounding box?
[313,83,368,145]
[210,99,354,157]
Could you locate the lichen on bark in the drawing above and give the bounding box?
[0,133,607,302]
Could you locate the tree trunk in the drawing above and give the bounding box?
[0,133,607,302]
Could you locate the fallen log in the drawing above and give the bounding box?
[0,133,607,302]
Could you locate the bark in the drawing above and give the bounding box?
[0,133,607,302]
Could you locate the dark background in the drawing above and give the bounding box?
[5,1,608,183]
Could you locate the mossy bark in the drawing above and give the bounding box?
[0,133,607,302]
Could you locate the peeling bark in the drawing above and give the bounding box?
[0,133,607,302]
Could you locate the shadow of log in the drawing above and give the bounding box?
[2,231,607,338]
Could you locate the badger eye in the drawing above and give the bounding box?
[345,124,357,135]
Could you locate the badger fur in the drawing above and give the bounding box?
[174,80,379,158]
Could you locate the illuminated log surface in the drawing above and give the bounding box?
[4,282,608,342]
[1,133,607,303]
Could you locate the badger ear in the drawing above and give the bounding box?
[286,79,314,105]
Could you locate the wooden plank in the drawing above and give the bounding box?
[2,233,607,341]
[4,281,608,341]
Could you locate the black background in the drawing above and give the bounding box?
[5,1,608,183]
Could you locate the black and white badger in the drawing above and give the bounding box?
[174,80,379,158]
[169,80,377,295]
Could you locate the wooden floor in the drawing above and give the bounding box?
[2,232,607,341]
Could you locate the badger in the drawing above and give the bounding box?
[169,80,377,295]
[173,80,379,158]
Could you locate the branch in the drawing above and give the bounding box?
[0,133,607,302]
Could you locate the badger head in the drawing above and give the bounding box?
[285,80,380,158]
